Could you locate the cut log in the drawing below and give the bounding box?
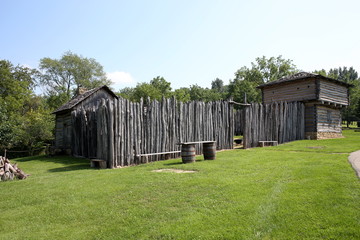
[0,156,28,181]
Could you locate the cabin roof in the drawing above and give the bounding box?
[257,72,353,89]
[52,85,118,114]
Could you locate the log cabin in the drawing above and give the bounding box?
[257,72,352,140]
[52,86,118,154]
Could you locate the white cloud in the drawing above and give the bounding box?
[107,71,135,85]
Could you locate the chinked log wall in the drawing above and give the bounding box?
[71,97,234,168]
[242,102,305,148]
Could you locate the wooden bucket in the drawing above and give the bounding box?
[181,144,196,163]
[203,142,216,160]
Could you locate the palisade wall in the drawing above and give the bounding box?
[242,102,305,148]
[71,97,234,168]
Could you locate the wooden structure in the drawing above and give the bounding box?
[53,87,234,168]
[259,141,278,147]
[257,72,352,140]
[242,102,305,148]
[52,86,118,154]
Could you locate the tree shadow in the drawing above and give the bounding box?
[14,155,95,172]
[47,163,94,172]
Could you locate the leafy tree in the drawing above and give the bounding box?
[38,51,111,109]
[228,56,298,104]
[173,88,191,102]
[150,76,172,98]
[118,87,136,100]
[227,79,260,104]
[0,60,37,115]
[211,78,224,92]
[0,60,53,153]
[133,83,162,102]
[328,67,358,83]
[17,103,54,155]
[188,84,223,102]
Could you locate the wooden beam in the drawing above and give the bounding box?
[228,100,251,106]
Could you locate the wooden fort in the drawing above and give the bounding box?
[52,86,234,167]
[52,86,118,154]
[257,72,352,139]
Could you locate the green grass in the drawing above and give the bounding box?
[1,130,360,239]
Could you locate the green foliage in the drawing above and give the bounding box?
[39,51,111,109]
[173,87,191,102]
[2,131,360,239]
[211,78,225,92]
[228,56,298,104]
[150,76,172,98]
[0,60,53,153]
[118,76,172,102]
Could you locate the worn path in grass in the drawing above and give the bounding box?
[349,150,360,178]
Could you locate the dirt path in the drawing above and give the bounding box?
[348,150,360,178]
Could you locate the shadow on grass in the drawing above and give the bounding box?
[164,159,207,166]
[15,155,94,172]
[164,161,184,166]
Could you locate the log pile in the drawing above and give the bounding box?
[0,156,29,181]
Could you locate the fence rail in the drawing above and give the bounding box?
[71,97,234,168]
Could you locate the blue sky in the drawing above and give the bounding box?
[1,0,359,92]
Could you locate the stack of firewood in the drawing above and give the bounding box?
[0,156,29,181]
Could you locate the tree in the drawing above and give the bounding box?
[150,76,172,98]
[0,60,37,115]
[173,88,191,102]
[133,82,162,102]
[38,51,111,108]
[211,78,224,92]
[0,60,53,152]
[328,67,358,83]
[228,56,298,104]
[188,84,223,102]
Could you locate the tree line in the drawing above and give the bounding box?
[1,52,359,155]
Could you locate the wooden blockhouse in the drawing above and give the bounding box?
[257,72,352,140]
[52,86,118,154]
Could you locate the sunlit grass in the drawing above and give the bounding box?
[1,130,360,239]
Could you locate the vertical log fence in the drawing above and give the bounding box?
[242,102,305,148]
[71,97,234,168]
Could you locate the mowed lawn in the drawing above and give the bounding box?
[1,130,360,240]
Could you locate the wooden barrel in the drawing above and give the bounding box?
[203,142,216,160]
[181,144,196,163]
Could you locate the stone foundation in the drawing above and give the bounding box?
[305,132,343,140]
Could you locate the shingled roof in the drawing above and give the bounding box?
[257,72,353,89]
[52,85,118,114]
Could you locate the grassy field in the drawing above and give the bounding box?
[1,130,360,239]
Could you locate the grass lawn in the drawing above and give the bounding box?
[1,130,360,239]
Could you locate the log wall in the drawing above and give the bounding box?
[71,97,234,168]
[318,80,349,105]
[243,102,305,148]
[55,113,72,149]
[316,105,342,133]
[262,79,316,104]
